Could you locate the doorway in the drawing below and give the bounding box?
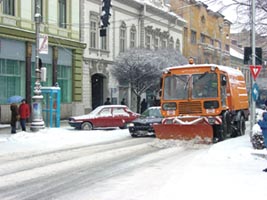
[92,74,104,109]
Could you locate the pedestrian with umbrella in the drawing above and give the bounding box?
[10,103,19,134]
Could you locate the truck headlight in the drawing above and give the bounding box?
[162,102,177,111]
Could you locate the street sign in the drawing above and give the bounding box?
[249,65,262,80]
[39,34,48,54]
[252,83,259,101]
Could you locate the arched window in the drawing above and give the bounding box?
[169,37,174,49]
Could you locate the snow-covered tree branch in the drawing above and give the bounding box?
[111,48,187,112]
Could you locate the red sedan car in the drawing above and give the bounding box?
[68,105,140,130]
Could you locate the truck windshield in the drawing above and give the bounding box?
[192,73,218,98]
[163,73,218,100]
[163,75,190,100]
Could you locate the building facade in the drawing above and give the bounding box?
[169,0,231,65]
[80,0,186,113]
[0,0,85,123]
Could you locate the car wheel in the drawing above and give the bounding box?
[81,122,93,130]
[130,133,138,138]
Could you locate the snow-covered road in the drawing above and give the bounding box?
[0,131,210,200]
[0,123,267,200]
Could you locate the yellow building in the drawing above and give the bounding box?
[169,0,231,65]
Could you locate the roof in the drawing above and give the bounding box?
[166,64,244,76]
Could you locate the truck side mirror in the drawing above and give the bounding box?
[159,78,163,97]
[221,75,227,86]
[159,89,162,97]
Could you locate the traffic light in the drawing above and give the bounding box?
[100,0,112,28]
[244,47,262,65]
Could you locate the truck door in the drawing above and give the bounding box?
[220,74,228,107]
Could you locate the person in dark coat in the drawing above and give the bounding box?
[121,98,126,105]
[104,97,111,105]
[258,112,267,172]
[140,98,147,113]
[10,103,19,134]
[19,99,30,131]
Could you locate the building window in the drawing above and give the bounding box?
[169,37,174,49]
[145,34,151,49]
[120,22,127,52]
[200,34,205,43]
[3,0,15,16]
[210,38,214,45]
[0,59,24,104]
[217,40,221,49]
[130,25,136,48]
[90,20,97,48]
[101,34,107,50]
[59,0,66,28]
[225,44,230,51]
[191,30,196,44]
[154,37,159,50]
[201,15,206,24]
[161,39,167,48]
[57,65,72,103]
[176,39,181,51]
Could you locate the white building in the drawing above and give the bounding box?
[80,0,186,114]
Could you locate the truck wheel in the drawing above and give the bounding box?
[220,123,227,141]
[81,122,93,130]
[237,115,246,136]
[220,112,231,141]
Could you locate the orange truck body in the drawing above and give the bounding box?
[153,64,249,142]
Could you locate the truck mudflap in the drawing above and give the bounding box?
[153,116,217,143]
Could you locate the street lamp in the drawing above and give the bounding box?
[30,0,45,131]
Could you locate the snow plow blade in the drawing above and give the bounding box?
[153,117,213,143]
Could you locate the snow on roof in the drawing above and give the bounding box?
[166,64,244,76]
[134,0,186,23]
[230,47,244,59]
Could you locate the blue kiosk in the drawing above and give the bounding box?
[41,86,61,127]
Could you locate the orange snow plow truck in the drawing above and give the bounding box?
[153,64,249,143]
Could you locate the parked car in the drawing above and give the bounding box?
[128,106,162,137]
[68,105,140,130]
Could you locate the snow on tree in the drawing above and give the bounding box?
[111,48,187,113]
[203,0,267,35]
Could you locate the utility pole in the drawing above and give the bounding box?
[250,0,256,136]
[31,0,45,131]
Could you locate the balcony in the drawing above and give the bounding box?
[199,43,216,55]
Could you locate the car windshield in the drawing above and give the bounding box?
[89,106,103,116]
[141,107,162,118]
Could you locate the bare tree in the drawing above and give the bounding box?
[203,0,267,34]
[111,48,187,112]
